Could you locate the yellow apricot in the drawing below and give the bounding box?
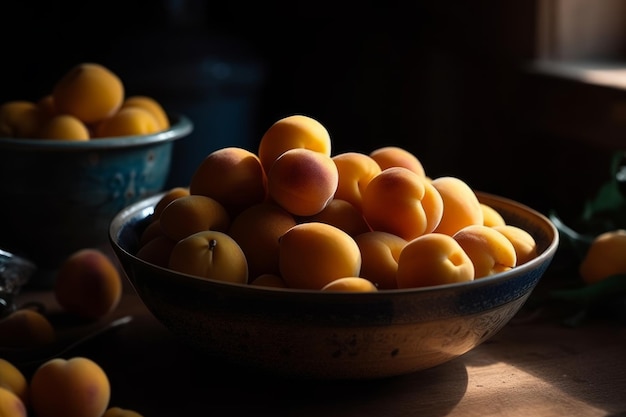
[492,224,537,266]
[168,230,248,284]
[228,202,296,280]
[304,198,371,237]
[278,222,362,290]
[362,167,444,241]
[0,100,41,138]
[579,229,626,284]
[267,147,339,216]
[0,387,27,417]
[52,62,124,124]
[54,248,123,320]
[396,233,475,288]
[122,95,169,130]
[37,114,90,141]
[369,146,426,177]
[355,231,407,290]
[321,277,378,292]
[29,357,110,417]
[431,176,483,236]
[0,308,55,348]
[152,187,190,220]
[103,407,145,417]
[94,107,160,137]
[481,203,506,227]
[249,273,288,288]
[189,147,268,217]
[0,359,28,405]
[332,151,381,212]
[159,194,230,242]
[257,114,332,174]
[453,225,517,278]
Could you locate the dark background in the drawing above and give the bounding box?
[0,1,581,214]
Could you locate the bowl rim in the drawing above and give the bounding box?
[0,113,193,150]
[109,190,560,297]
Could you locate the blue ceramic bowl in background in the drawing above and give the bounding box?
[0,114,193,277]
[110,191,559,379]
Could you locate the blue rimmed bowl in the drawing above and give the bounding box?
[109,191,558,379]
[0,114,193,276]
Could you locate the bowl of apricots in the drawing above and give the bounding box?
[109,114,559,380]
[0,62,193,275]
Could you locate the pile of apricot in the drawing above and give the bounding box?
[135,114,540,291]
[0,62,170,140]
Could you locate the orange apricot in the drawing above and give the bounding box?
[0,358,29,404]
[135,235,177,268]
[369,146,426,177]
[0,308,55,348]
[0,100,41,138]
[481,203,506,227]
[103,407,145,417]
[54,248,123,320]
[396,233,475,288]
[139,219,165,247]
[249,273,288,288]
[189,147,268,217]
[321,277,378,292]
[267,147,339,217]
[52,62,124,124]
[0,386,27,417]
[228,202,296,280]
[303,198,371,237]
[579,229,626,284]
[453,225,517,278]
[29,357,111,417]
[37,114,90,140]
[331,151,381,212]
[152,187,190,220]
[37,94,57,121]
[257,114,332,174]
[431,176,483,236]
[168,230,248,284]
[158,194,230,242]
[122,95,169,130]
[94,106,160,137]
[278,222,362,290]
[355,231,407,290]
[492,224,537,266]
[361,167,444,241]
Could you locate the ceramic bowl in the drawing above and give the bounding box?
[109,191,559,380]
[0,115,193,275]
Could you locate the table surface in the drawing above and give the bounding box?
[9,278,626,417]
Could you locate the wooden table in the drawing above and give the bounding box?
[11,282,626,417]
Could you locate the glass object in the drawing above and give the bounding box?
[0,248,36,318]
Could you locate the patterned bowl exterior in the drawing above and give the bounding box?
[0,115,192,271]
[110,191,559,379]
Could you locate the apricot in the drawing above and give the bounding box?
[453,225,517,278]
[94,106,160,137]
[152,187,190,220]
[257,114,332,174]
[227,202,296,280]
[0,387,26,417]
[492,224,537,266]
[321,277,378,292]
[267,147,339,216]
[103,407,145,417]
[249,273,288,288]
[37,114,90,141]
[303,198,371,237]
[37,94,57,121]
[278,222,362,290]
[579,229,626,284]
[355,231,407,290]
[189,147,268,217]
[361,167,444,241]
[139,218,165,247]
[0,358,28,404]
[0,308,55,348]
[481,203,506,227]
[29,357,110,417]
[168,230,248,284]
[369,146,426,177]
[159,194,230,242]
[332,151,381,212]
[135,235,176,268]
[396,233,475,288]
[0,100,40,138]
[122,95,169,131]
[54,248,123,320]
[431,176,483,236]
[52,62,124,124]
